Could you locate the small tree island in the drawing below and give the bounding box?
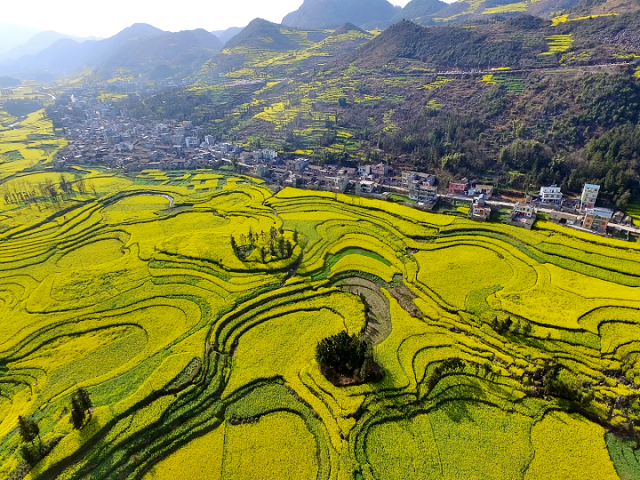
[315,332,383,386]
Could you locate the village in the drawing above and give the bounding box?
[50,91,639,241]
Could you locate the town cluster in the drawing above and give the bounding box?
[52,93,635,238]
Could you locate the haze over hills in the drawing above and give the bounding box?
[211,27,245,44]
[0,23,43,54]
[0,23,223,81]
[282,0,399,29]
[0,31,100,62]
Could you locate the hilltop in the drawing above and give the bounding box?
[282,0,398,29]
[225,18,302,51]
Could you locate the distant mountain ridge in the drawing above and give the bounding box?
[0,31,99,62]
[0,23,223,81]
[282,0,398,29]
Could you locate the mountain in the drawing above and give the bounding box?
[391,0,449,23]
[103,29,223,78]
[224,18,301,51]
[332,22,371,36]
[211,27,244,44]
[282,0,398,29]
[0,31,99,62]
[0,23,224,80]
[0,23,43,55]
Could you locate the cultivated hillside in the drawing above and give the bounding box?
[225,18,302,51]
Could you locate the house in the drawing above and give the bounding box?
[539,185,562,204]
[449,178,470,195]
[507,203,537,229]
[581,184,600,210]
[185,137,199,149]
[292,158,309,172]
[332,176,350,193]
[472,184,494,199]
[357,180,376,194]
[403,171,438,187]
[408,182,438,203]
[512,203,535,219]
[359,165,371,177]
[371,162,389,177]
[583,207,613,233]
[204,135,216,146]
[262,149,278,162]
[469,198,491,221]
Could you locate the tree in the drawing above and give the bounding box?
[231,236,238,254]
[260,247,266,263]
[20,445,38,467]
[18,416,40,448]
[70,397,86,430]
[70,388,92,429]
[293,228,299,243]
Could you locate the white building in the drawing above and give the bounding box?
[581,184,600,210]
[359,165,372,177]
[204,135,216,146]
[185,137,199,148]
[540,185,562,204]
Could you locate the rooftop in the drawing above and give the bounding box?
[586,207,614,218]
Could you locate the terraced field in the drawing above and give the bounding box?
[1,178,640,479]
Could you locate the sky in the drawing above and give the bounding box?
[3,0,414,38]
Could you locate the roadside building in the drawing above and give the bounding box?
[540,185,562,204]
[471,184,494,199]
[408,182,438,203]
[468,197,491,221]
[449,178,470,195]
[582,207,614,233]
[507,203,537,230]
[581,184,600,210]
[357,180,376,194]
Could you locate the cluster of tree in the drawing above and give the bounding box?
[1,176,94,207]
[315,331,382,384]
[231,226,297,263]
[16,388,92,469]
[542,365,593,406]
[425,357,466,392]
[491,316,533,336]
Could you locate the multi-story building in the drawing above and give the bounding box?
[371,162,389,177]
[540,185,562,204]
[359,165,372,177]
[581,184,600,210]
[408,182,438,203]
[583,208,613,233]
[185,137,199,149]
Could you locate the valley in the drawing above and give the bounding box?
[1,0,640,478]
